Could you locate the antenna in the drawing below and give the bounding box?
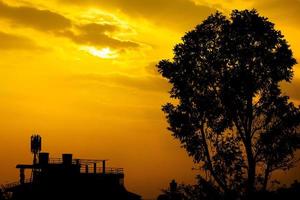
[31,134,42,165]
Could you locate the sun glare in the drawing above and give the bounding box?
[81,46,118,59]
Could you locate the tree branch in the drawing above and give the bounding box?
[199,124,228,192]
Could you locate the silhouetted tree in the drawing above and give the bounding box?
[157,180,183,200]
[157,9,300,199]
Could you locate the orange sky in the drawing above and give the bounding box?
[0,0,299,199]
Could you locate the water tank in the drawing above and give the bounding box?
[39,152,49,165]
[62,154,73,166]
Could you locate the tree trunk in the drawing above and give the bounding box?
[246,95,255,199]
[245,142,256,199]
[262,164,270,191]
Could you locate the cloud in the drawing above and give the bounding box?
[0,0,139,50]
[281,77,300,103]
[0,31,40,50]
[80,23,119,33]
[57,23,139,49]
[254,0,300,27]
[0,1,71,31]
[60,0,217,30]
[280,60,300,103]
[73,73,169,93]
[145,62,161,76]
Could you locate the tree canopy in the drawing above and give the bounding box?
[157,9,300,199]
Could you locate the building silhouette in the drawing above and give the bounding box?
[1,136,141,200]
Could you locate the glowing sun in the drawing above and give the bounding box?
[81,46,118,59]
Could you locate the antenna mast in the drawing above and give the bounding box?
[31,134,42,165]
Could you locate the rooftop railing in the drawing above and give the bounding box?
[48,158,124,175]
[79,166,124,174]
[49,158,107,165]
[1,178,32,191]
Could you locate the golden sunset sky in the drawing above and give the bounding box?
[0,0,299,199]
